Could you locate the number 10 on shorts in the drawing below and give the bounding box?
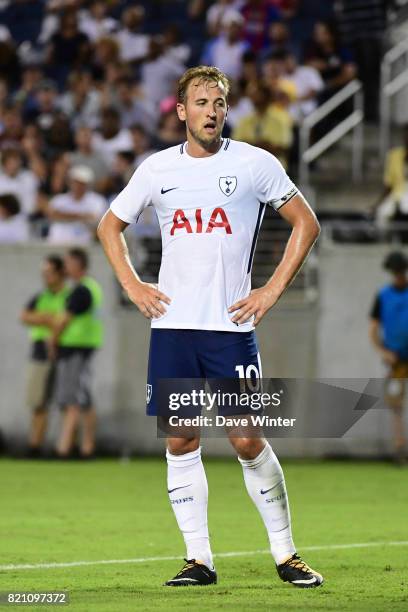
[235,364,261,393]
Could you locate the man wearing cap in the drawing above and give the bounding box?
[46,165,106,244]
[369,251,408,464]
[201,11,250,80]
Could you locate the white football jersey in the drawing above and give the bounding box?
[110,138,298,332]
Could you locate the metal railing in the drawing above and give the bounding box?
[380,39,408,160]
[322,220,408,244]
[299,80,364,186]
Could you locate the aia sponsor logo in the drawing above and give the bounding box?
[170,207,232,235]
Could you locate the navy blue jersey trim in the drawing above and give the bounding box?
[224,138,231,150]
[247,202,266,274]
[275,188,298,210]
[180,143,184,154]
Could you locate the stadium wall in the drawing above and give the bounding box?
[0,242,405,458]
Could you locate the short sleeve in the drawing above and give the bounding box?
[250,148,298,210]
[110,158,153,224]
[66,286,92,315]
[25,293,39,310]
[370,294,381,320]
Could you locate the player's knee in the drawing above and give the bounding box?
[167,437,200,455]
[230,437,265,460]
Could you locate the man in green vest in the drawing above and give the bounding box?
[51,247,103,458]
[20,255,68,456]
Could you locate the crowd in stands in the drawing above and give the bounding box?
[0,0,365,245]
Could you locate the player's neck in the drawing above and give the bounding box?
[185,136,223,158]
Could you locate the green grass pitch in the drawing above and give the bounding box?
[0,457,407,611]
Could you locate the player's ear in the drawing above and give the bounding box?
[176,103,186,122]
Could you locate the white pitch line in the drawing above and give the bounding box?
[1,541,407,572]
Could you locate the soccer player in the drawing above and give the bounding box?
[97,66,323,588]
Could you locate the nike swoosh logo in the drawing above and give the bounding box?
[167,484,191,494]
[260,487,275,495]
[161,187,178,194]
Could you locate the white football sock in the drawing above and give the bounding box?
[238,442,295,565]
[166,447,213,569]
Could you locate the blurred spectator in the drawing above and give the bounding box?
[46,8,91,86]
[383,127,408,203]
[225,80,254,131]
[47,113,74,156]
[24,79,60,144]
[92,106,132,166]
[232,79,293,166]
[0,105,24,149]
[0,193,29,242]
[45,165,106,244]
[162,24,191,65]
[19,255,68,457]
[0,24,11,44]
[240,0,281,52]
[281,52,324,123]
[0,148,39,215]
[261,51,297,102]
[305,21,357,99]
[130,124,157,166]
[116,5,149,64]
[188,0,213,21]
[201,11,250,80]
[376,127,408,230]
[240,50,259,88]
[39,0,86,45]
[52,247,103,458]
[111,77,156,133]
[206,0,245,37]
[154,111,185,150]
[59,70,100,130]
[21,124,48,183]
[369,251,408,464]
[0,78,8,110]
[69,125,108,190]
[0,25,19,87]
[13,65,44,115]
[91,36,121,81]
[48,151,70,195]
[141,37,185,109]
[259,21,297,64]
[79,0,118,42]
[110,150,135,197]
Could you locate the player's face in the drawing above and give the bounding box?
[177,79,228,149]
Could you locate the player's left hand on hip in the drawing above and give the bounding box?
[228,288,279,326]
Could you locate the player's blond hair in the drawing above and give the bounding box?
[177,66,230,104]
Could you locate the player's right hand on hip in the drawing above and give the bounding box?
[127,282,171,319]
